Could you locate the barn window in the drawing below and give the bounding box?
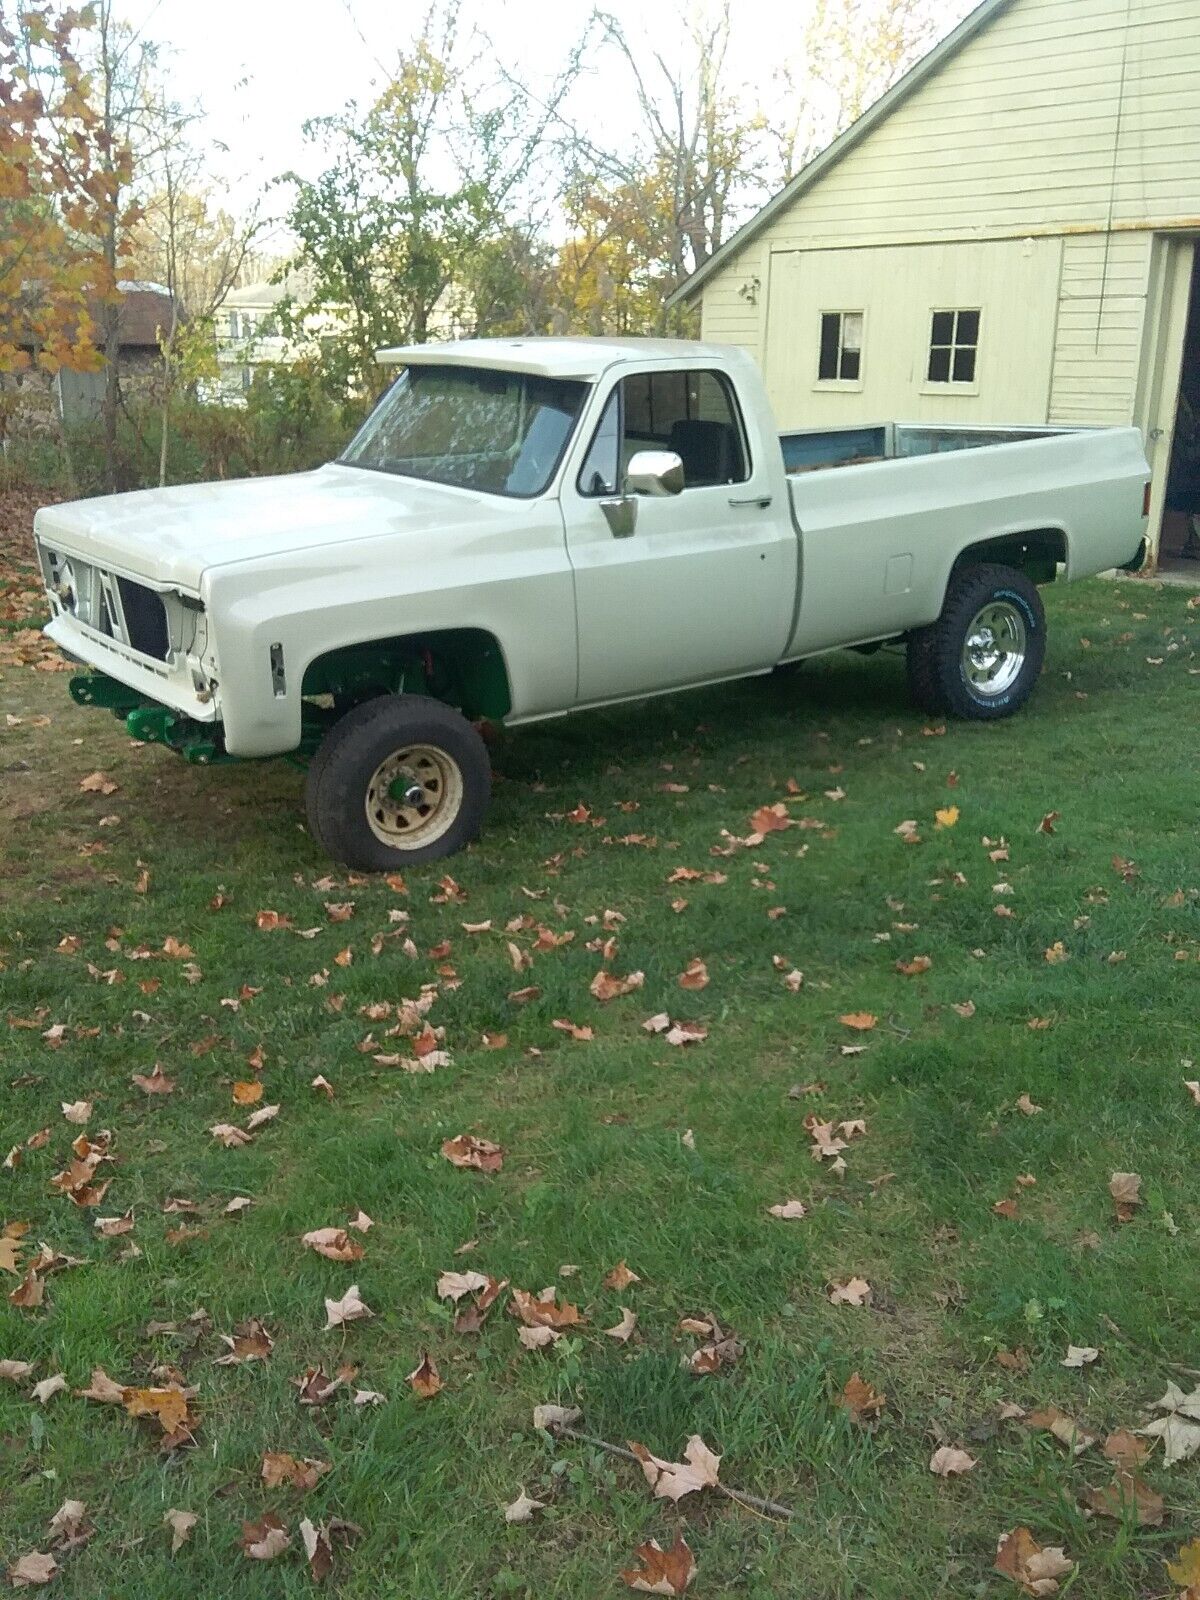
[927,309,980,384]
[818,311,864,383]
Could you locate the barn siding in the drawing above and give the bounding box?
[695,0,1199,438]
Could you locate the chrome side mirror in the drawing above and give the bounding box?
[625,449,684,497]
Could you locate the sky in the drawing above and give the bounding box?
[116,0,976,251]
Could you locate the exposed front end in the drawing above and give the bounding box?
[35,531,227,762]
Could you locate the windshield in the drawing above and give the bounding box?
[339,364,587,498]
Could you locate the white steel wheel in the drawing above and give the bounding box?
[961,601,1028,697]
[364,743,464,849]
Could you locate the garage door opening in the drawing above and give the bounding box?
[1159,257,1200,575]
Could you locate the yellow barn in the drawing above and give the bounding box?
[670,0,1200,571]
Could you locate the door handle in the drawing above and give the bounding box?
[729,494,772,508]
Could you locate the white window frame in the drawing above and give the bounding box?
[922,307,982,395]
[814,309,866,392]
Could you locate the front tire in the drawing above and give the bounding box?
[906,564,1046,721]
[305,694,491,869]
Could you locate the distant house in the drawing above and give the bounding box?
[213,274,337,401]
[6,281,183,440]
[669,0,1200,570]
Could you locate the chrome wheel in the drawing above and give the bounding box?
[364,744,463,848]
[962,602,1027,697]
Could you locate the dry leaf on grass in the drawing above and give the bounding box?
[930,1445,977,1475]
[1137,1383,1200,1467]
[767,1200,807,1220]
[839,1372,885,1425]
[994,1527,1073,1595]
[1109,1171,1142,1223]
[838,1011,877,1031]
[1024,1406,1098,1456]
[1062,1345,1099,1368]
[510,1286,583,1329]
[1167,1540,1200,1594]
[407,1352,442,1398]
[604,1307,638,1343]
[214,1318,274,1365]
[323,1285,373,1330]
[301,1227,365,1263]
[628,1435,721,1502]
[1082,1472,1163,1526]
[437,1269,489,1302]
[503,1489,545,1524]
[621,1534,697,1594]
[590,968,645,1002]
[31,1373,67,1405]
[164,1509,197,1553]
[828,1276,872,1307]
[603,1260,640,1291]
[261,1452,330,1491]
[7,1551,58,1587]
[532,1402,581,1431]
[0,1359,35,1382]
[441,1134,504,1173]
[240,1513,290,1560]
[1102,1429,1148,1470]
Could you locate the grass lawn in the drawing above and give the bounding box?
[2,517,1199,1597]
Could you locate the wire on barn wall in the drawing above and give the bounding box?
[1095,0,1135,354]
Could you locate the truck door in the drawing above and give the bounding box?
[560,367,796,704]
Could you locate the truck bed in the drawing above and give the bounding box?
[777,420,1149,659]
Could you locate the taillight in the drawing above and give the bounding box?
[1143,481,1152,518]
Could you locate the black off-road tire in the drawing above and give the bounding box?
[305,694,491,870]
[905,564,1046,721]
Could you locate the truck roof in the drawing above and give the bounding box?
[374,335,737,380]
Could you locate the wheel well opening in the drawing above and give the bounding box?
[301,629,513,722]
[954,528,1067,586]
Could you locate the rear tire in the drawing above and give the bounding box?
[305,694,491,869]
[906,564,1046,721]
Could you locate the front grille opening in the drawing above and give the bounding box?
[116,578,170,661]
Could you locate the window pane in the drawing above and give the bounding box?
[649,371,688,440]
[952,347,977,384]
[840,347,861,382]
[819,313,840,381]
[957,309,980,346]
[841,312,863,352]
[928,346,952,383]
[931,311,955,346]
[638,369,747,488]
[623,374,652,439]
[578,388,621,496]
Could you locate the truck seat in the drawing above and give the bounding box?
[668,419,736,487]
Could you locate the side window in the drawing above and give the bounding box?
[577,386,621,496]
[624,369,749,488]
[927,308,980,384]
[817,311,864,383]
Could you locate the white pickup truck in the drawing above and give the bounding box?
[34,336,1150,868]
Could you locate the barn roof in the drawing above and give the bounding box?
[666,0,1015,308]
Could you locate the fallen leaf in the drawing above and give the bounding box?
[1082,1471,1163,1526]
[1138,1383,1200,1466]
[1185,1079,1200,1107]
[407,1352,442,1398]
[214,1318,274,1365]
[504,1489,545,1525]
[994,1527,1073,1596]
[240,1513,290,1560]
[621,1534,697,1594]
[1062,1345,1099,1368]
[79,771,118,795]
[664,1021,707,1046]
[1109,1171,1142,1223]
[1044,941,1069,964]
[1016,1094,1042,1116]
[590,969,645,1002]
[0,1360,35,1382]
[301,1227,365,1263]
[1103,1429,1148,1470]
[324,1285,373,1330]
[895,955,932,976]
[510,1287,583,1329]
[828,1277,871,1306]
[1168,1540,1200,1593]
[261,1451,329,1491]
[61,1100,91,1125]
[437,1269,489,1303]
[839,1012,877,1031]
[132,1064,175,1095]
[603,1260,640,1291]
[935,805,959,828]
[300,1518,331,1582]
[75,1366,126,1404]
[628,1435,721,1502]
[7,1551,58,1587]
[605,1307,638,1343]
[209,1123,253,1148]
[245,1103,279,1131]
[678,958,709,991]
[232,1080,263,1106]
[930,1445,977,1475]
[441,1134,503,1173]
[532,1403,581,1431]
[164,1508,197,1554]
[839,1372,886,1424]
[31,1373,67,1405]
[767,1200,807,1220]
[1025,1405,1098,1455]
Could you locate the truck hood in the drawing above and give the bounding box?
[33,464,525,592]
